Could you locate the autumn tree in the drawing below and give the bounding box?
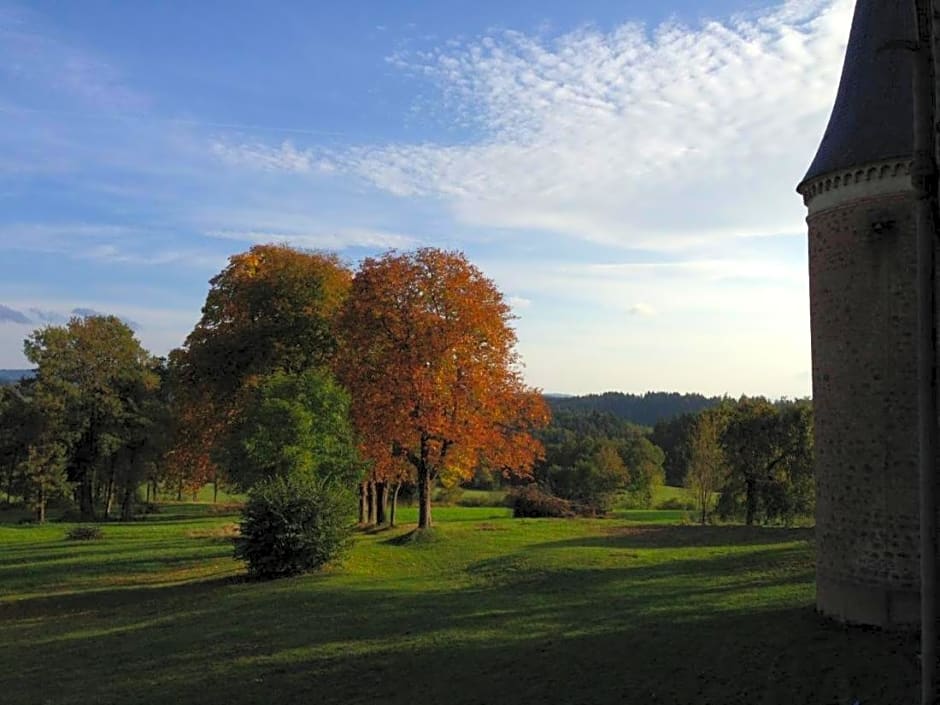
[170,244,352,492]
[338,248,549,530]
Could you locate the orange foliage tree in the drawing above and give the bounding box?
[169,244,352,495]
[338,248,549,529]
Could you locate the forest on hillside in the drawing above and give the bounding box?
[547,391,723,427]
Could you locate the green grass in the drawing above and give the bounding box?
[0,504,921,705]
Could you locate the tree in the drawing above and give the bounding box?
[2,380,70,522]
[170,245,352,494]
[684,407,727,525]
[220,369,362,491]
[650,413,697,486]
[544,440,629,515]
[618,435,665,508]
[24,315,160,520]
[177,244,351,392]
[338,248,549,530]
[0,385,30,504]
[718,398,814,525]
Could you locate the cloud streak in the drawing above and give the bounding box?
[338,0,851,250]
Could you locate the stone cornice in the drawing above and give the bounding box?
[797,158,913,215]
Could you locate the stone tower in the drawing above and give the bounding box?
[797,0,925,627]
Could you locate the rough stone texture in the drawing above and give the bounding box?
[805,180,939,628]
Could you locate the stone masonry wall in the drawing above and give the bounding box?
[807,185,936,626]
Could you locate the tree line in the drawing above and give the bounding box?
[0,245,548,530]
[651,398,814,525]
[548,391,722,427]
[0,243,814,531]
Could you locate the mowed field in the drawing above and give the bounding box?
[0,498,922,705]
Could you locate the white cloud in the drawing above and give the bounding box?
[341,0,851,249]
[628,303,655,317]
[210,139,334,174]
[205,227,418,250]
[508,295,532,310]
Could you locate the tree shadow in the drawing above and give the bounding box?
[529,524,814,550]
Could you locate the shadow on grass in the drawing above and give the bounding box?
[0,550,919,705]
[0,522,918,705]
[531,524,814,550]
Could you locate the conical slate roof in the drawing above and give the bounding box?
[800,0,914,187]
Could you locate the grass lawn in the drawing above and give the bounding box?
[0,502,921,705]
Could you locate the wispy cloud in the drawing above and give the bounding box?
[205,227,418,250]
[0,5,146,111]
[337,0,851,249]
[210,139,335,174]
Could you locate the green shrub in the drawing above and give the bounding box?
[508,485,576,518]
[234,474,353,579]
[66,525,103,541]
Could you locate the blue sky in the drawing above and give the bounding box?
[0,0,854,396]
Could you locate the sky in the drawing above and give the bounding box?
[0,0,855,397]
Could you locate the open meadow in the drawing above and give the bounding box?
[0,497,922,705]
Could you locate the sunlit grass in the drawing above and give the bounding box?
[0,503,920,705]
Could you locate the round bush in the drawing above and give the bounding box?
[234,474,353,579]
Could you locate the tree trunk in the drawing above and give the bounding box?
[213,476,219,503]
[176,476,183,502]
[358,482,367,524]
[389,483,400,527]
[745,477,757,526]
[79,469,96,521]
[375,482,388,524]
[367,481,376,524]
[38,482,46,524]
[104,465,116,519]
[417,463,432,529]
[145,482,150,503]
[6,450,19,504]
[121,485,134,521]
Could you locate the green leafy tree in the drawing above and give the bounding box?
[0,385,31,504]
[541,440,629,515]
[618,435,665,508]
[24,315,159,520]
[718,398,814,525]
[684,406,728,525]
[221,369,362,491]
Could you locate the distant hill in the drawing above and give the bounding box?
[546,391,723,427]
[0,369,33,385]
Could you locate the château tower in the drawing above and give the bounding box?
[797,0,929,627]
